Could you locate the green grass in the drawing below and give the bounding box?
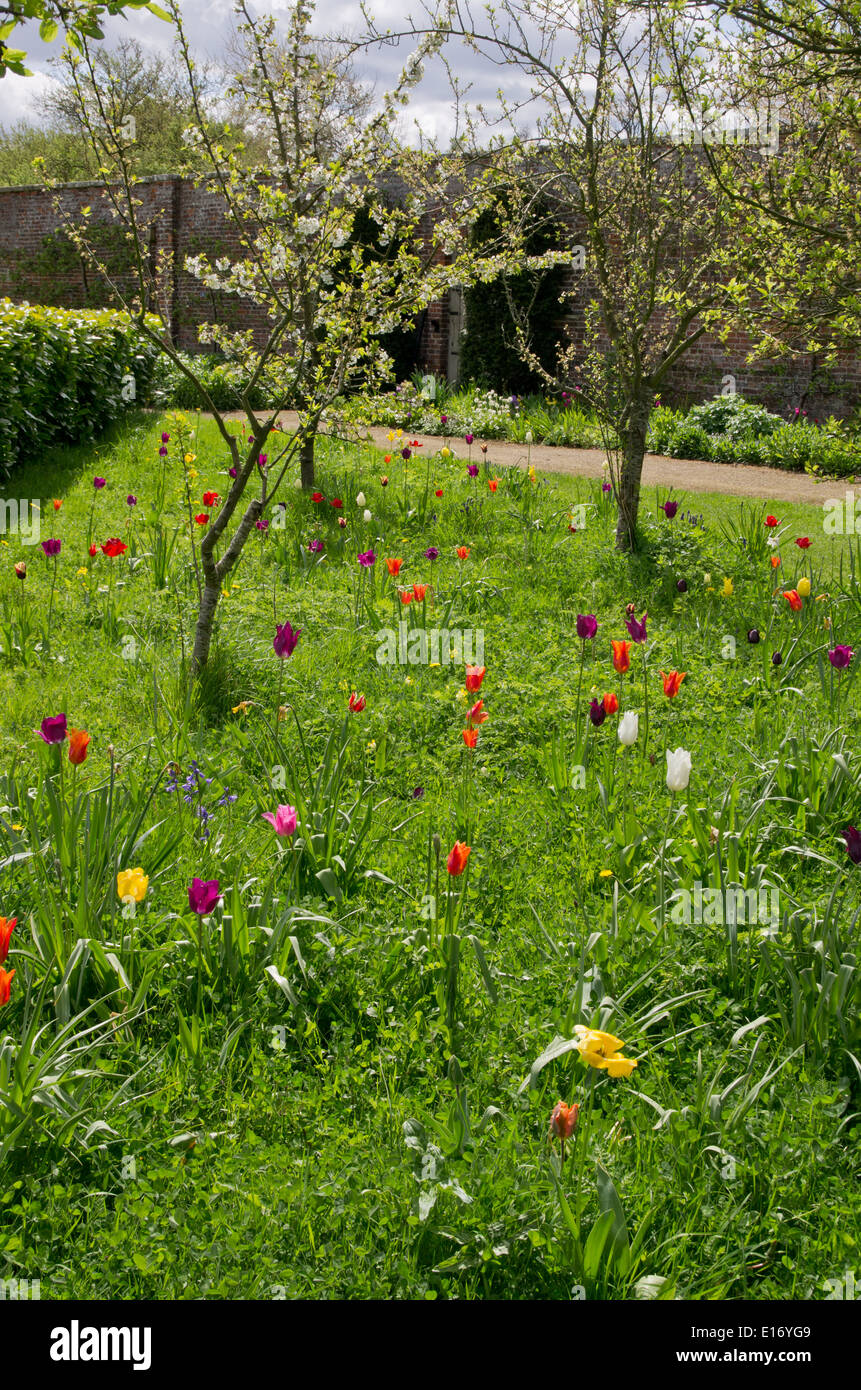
[0,410,859,1300]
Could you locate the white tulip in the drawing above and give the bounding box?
[618,711,638,746]
[356,492,366,507]
[363,509,372,523]
[666,747,692,793]
[293,476,302,488]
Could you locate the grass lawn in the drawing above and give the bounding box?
[0,409,859,1300]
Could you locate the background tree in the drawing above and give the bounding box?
[0,0,169,77]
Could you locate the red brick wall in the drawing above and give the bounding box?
[1,174,858,417]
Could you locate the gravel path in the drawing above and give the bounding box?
[222,412,847,505]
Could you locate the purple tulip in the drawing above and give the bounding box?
[843,827,861,864]
[677,578,688,593]
[159,446,168,456]
[358,550,377,567]
[467,464,479,478]
[256,519,269,531]
[262,805,297,837]
[772,651,783,666]
[589,698,607,727]
[424,547,439,561]
[273,621,301,658]
[161,432,170,444]
[308,539,324,553]
[258,454,268,468]
[661,500,679,519]
[626,614,648,643]
[465,433,474,444]
[229,467,238,479]
[188,877,221,915]
[440,415,447,425]
[41,538,61,558]
[401,447,412,460]
[576,613,598,641]
[747,629,760,644]
[38,713,68,744]
[127,495,137,507]
[93,477,106,490]
[602,482,612,494]
[828,645,854,669]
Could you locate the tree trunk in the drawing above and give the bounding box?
[300,433,315,489]
[190,578,221,677]
[615,398,651,552]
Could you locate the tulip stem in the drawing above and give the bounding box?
[641,646,649,759]
[659,793,675,935]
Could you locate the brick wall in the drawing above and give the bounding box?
[0,174,858,418]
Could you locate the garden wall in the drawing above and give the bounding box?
[0,173,858,418]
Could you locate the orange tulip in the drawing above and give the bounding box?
[783,589,803,611]
[386,557,403,577]
[462,728,478,748]
[53,499,63,511]
[549,1100,579,1140]
[611,640,631,674]
[0,966,14,1007]
[447,841,471,876]
[67,728,90,764]
[770,555,781,568]
[456,546,470,560]
[602,692,618,715]
[399,589,413,604]
[488,478,499,493]
[660,670,686,698]
[412,583,427,602]
[465,665,486,692]
[466,699,488,726]
[0,916,15,964]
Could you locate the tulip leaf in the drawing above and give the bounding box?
[519,1033,581,1092]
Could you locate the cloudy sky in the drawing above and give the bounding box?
[0,0,539,139]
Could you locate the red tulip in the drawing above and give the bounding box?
[447,841,471,876]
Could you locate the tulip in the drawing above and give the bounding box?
[462,728,478,748]
[67,728,90,764]
[101,538,128,558]
[435,488,443,498]
[465,665,486,692]
[188,878,221,914]
[0,966,15,1007]
[0,916,16,964]
[41,538,61,558]
[611,640,631,674]
[618,711,639,745]
[358,549,376,567]
[795,537,811,549]
[772,651,783,666]
[311,492,324,503]
[412,583,427,601]
[308,539,324,553]
[589,697,606,726]
[262,805,298,837]
[676,578,687,593]
[447,841,471,876]
[549,1100,579,1157]
[466,699,488,726]
[576,614,598,640]
[465,433,474,445]
[424,547,439,561]
[456,546,471,559]
[797,577,811,597]
[15,562,26,580]
[602,691,618,715]
[661,500,678,518]
[828,645,854,669]
[117,868,149,903]
[721,577,734,597]
[626,612,647,643]
[573,1025,637,1077]
[660,670,686,698]
[747,629,760,644]
[467,463,479,477]
[273,621,301,657]
[765,515,778,528]
[127,494,137,507]
[386,558,403,577]
[488,478,499,492]
[843,827,861,865]
[93,477,106,490]
[194,514,210,526]
[38,714,68,744]
[771,556,782,568]
[356,492,366,507]
[783,589,803,611]
[666,747,692,792]
[202,491,220,507]
[363,509,372,524]
[348,692,366,712]
[331,498,343,510]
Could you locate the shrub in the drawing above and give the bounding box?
[0,300,161,473]
[686,394,783,440]
[150,352,272,412]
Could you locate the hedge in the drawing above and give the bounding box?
[0,300,162,473]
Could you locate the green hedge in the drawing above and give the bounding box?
[0,301,162,473]
[648,395,861,477]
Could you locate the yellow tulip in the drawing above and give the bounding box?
[574,1025,638,1077]
[721,577,734,598]
[797,577,811,597]
[117,867,148,903]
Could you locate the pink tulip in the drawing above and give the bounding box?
[262,804,297,837]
